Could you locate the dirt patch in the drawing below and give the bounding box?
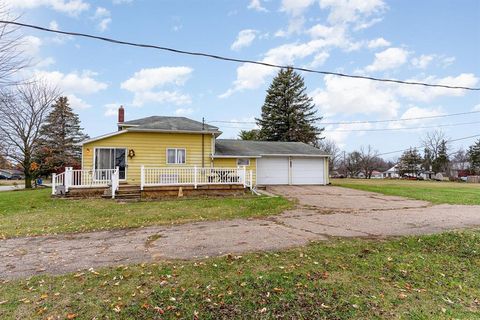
[1,185,479,280]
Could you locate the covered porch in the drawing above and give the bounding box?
[52,166,254,199]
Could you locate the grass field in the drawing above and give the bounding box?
[332,178,480,205]
[0,189,291,239]
[1,230,478,319]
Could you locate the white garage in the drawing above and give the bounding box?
[214,140,330,186]
[257,156,326,185]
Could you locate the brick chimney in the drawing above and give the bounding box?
[118,105,125,123]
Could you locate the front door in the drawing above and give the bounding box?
[94,148,127,180]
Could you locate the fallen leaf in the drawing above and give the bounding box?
[66,313,77,319]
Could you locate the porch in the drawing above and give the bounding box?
[52,166,254,199]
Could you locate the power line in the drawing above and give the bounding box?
[377,134,480,156]
[216,119,480,132]
[2,20,480,91]
[208,110,480,126]
[331,120,480,132]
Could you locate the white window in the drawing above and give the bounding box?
[166,148,186,164]
[237,158,250,166]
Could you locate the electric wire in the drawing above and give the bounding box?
[1,20,479,91]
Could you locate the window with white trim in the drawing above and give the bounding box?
[237,158,250,166]
[167,148,186,164]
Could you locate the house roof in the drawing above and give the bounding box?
[214,139,329,157]
[120,116,220,134]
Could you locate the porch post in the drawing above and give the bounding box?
[51,173,56,195]
[140,165,145,190]
[249,170,253,188]
[194,165,198,189]
[243,165,247,188]
[65,167,73,192]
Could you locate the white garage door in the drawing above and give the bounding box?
[291,157,325,185]
[257,157,289,185]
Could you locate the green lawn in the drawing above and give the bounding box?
[332,178,480,205]
[1,230,479,319]
[0,189,291,239]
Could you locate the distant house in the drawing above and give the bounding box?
[0,169,24,179]
[382,165,400,178]
[370,170,383,179]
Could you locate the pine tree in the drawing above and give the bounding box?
[433,139,449,173]
[256,68,324,146]
[239,129,259,140]
[398,148,422,177]
[468,139,480,174]
[36,96,89,175]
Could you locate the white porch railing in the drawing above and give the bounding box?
[52,167,120,198]
[141,166,253,190]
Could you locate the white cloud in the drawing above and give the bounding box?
[231,29,258,51]
[34,70,108,95]
[248,0,267,12]
[175,108,194,116]
[132,91,191,107]
[19,35,42,57]
[49,20,59,30]
[312,75,400,117]
[220,40,326,97]
[397,73,479,102]
[121,67,192,92]
[411,54,435,69]
[365,47,409,72]
[93,7,112,31]
[388,106,444,129]
[35,57,56,68]
[67,94,91,110]
[5,0,90,16]
[104,103,121,117]
[121,66,193,106]
[473,104,480,111]
[310,51,330,67]
[280,0,315,16]
[441,56,456,68]
[367,37,390,49]
[319,0,386,26]
[324,122,373,147]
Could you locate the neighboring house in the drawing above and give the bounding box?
[53,107,330,198]
[382,165,400,178]
[370,170,383,179]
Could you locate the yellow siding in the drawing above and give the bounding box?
[213,158,257,185]
[82,131,214,184]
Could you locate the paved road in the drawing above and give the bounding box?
[1,185,479,279]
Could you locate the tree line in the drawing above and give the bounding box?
[0,6,88,188]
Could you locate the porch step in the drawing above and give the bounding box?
[107,185,142,200]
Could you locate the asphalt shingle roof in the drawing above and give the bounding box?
[215,139,329,157]
[122,116,220,132]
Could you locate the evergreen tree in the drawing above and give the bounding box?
[468,139,480,174]
[256,68,324,146]
[36,96,89,175]
[422,148,433,172]
[239,129,259,140]
[398,148,422,177]
[432,139,449,173]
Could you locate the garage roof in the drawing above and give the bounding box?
[214,139,329,157]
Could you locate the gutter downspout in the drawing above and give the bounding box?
[201,117,205,168]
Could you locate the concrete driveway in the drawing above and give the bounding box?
[1,185,479,279]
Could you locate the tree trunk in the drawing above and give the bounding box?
[24,174,32,189]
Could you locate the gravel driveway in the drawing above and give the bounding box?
[1,185,479,279]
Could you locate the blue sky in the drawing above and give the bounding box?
[7,0,480,158]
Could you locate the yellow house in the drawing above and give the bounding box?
[53,107,329,198]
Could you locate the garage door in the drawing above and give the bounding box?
[291,157,325,185]
[257,157,289,185]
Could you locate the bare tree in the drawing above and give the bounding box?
[359,145,380,179]
[422,130,450,159]
[318,139,341,172]
[0,4,29,88]
[345,151,362,178]
[0,80,59,188]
